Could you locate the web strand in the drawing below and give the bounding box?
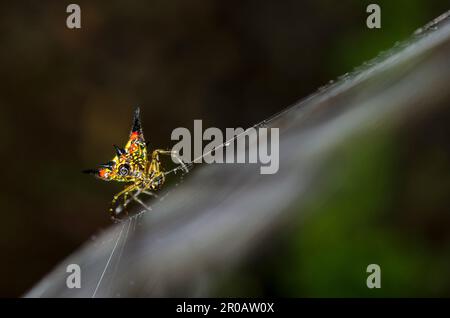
[92,223,125,298]
[164,107,294,177]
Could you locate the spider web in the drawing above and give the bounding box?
[26,11,450,297]
[89,101,293,297]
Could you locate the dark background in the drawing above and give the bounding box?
[0,0,448,297]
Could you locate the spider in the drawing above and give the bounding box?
[83,107,188,221]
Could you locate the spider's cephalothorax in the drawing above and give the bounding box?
[83,107,188,221]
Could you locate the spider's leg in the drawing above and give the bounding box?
[123,188,144,208]
[170,151,189,173]
[112,184,139,205]
[132,194,152,212]
[123,196,132,208]
[123,192,129,206]
[110,183,140,217]
[141,189,158,198]
[154,149,189,174]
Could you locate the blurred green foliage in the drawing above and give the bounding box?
[214,112,450,296]
[329,0,446,75]
[280,132,436,297]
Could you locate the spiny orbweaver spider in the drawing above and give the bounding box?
[83,107,188,221]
